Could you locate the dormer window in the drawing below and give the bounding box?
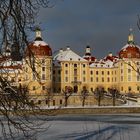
[74,64,77,67]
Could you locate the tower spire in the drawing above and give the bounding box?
[128,28,134,44]
[34,26,43,41]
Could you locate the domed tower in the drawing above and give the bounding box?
[25,27,52,95]
[119,29,140,59]
[118,29,140,94]
[83,45,96,62]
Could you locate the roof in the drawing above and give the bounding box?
[26,41,52,57]
[53,48,87,62]
[119,43,140,58]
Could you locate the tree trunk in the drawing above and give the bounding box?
[98,95,101,106]
[48,100,50,108]
[65,97,68,107]
[113,96,115,106]
[82,98,85,107]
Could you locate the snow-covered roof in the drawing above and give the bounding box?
[90,59,115,68]
[121,43,140,51]
[1,59,23,67]
[33,41,48,46]
[53,48,87,62]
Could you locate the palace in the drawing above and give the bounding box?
[1,28,140,101]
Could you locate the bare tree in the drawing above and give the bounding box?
[108,87,119,106]
[45,88,54,108]
[0,0,58,139]
[80,86,89,107]
[94,86,105,106]
[62,86,73,107]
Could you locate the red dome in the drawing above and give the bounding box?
[119,44,140,59]
[119,30,140,59]
[26,41,52,57]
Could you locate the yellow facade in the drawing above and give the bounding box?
[1,29,140,97]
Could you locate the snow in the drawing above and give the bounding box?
[33,41,48,46]
[53,48,87,62]
[121,43,140,51]
[90,60,114,68]
[28,114,140,140]
[1,114,140,140]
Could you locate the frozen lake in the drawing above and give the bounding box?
[35,114,140,140]
[1,114,140,140]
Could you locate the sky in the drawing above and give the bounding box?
[36,0,140,58]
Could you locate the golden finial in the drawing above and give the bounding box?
[128,28,134,44]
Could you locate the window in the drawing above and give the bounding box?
[42,59,45,64]
[53,100,55,106]
[83,64,86,67]
[42,86,45,90]
[58,70,61,74]
[53,77,55,82]
[30,100,34,105]
[137,75,140,81]
[102,71,104,75]
[58,77,61,82]
[53,70,55,74]
[38,100,41,105]
[91,77,93,82]
[121,87,123,91]
[90,71,93,75]
[91,88,93,92]
[42,74,45,80]
[83,77,86,82]
[102,78,104,82]
[65,77,68,82]
[46,100,48,104]
[121,69,123,74]
[65,70,68,74]
[83,70,86,75]
[60,99,63,105]
[96,77,98,82]
[42,67,45,71]
[128,75,131,81]
[74,69,77,75]
[107,77,110,82]
[121,76,123,81]
[65,64,68,67]
[33,86,35,90]
[128,69,131,73]
[96,71,98,75]
[107,71,110,75]
[74,64,77,67]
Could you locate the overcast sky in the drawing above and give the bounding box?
[36,0,140,58]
